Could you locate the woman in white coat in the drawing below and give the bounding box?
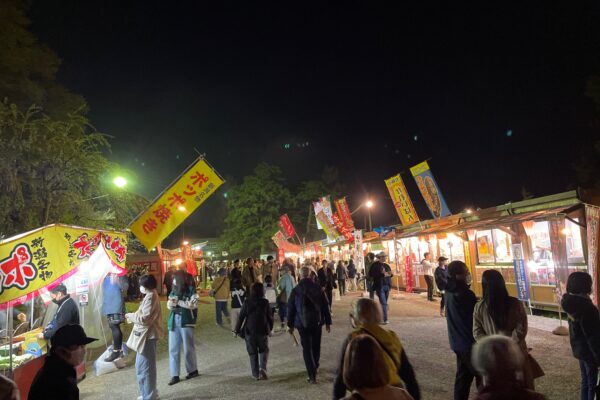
[125,274,164,400]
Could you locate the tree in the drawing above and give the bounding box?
[0,0,86,116]
[0,101,145,237]
[220,163,293,256]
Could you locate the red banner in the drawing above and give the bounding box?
[332,212,354,242]
[279,214,296,238]
[404,255,413,293]
[335,198,355,231]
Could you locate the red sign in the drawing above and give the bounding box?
[335,198,355,231]
[279,214,296,238]
[404,256,413,293]
[332,212,354,242]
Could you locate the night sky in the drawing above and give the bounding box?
[29,1,600,237]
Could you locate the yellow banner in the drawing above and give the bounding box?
[0,224,127,307]
[384,174,419,226]
[130,158,224,250]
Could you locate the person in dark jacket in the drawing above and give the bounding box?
[336,261,348,297]
[347,258,357,291]
[317,260,336,312]
[288,266,332,384]
[163,266,175,296]
[435,256,449,317]
[368,253,390,324]
[29,324,97,400]
[38,284,79,340]
[444,261,481,400]
[333,298,421,400]
[235,282,274,380]
[561,271,600,400]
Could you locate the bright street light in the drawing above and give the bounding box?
[113,176,127,188]
[182,240,189,246]
[365,200,374,208]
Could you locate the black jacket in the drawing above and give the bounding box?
[43,295,80,340]
[29,354,78,400]
[368,261,386,290]
[561,293,600,364]
[444,278,477,353]
[287,278,332,329]
[235,297,273,336]
[434,266,449,290]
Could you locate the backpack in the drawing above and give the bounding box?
[301,290,321,328]
[265,286,277,304]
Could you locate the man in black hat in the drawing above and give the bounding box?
[37,283,80,340]
[435,256,449,316]
[29,324,98,400]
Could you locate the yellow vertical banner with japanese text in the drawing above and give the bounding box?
[384,174,419,226]
[0,224,127,308]
[130,158,224,250]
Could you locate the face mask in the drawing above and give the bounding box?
[140,286,148,294]
[60,345,86,366]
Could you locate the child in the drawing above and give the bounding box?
[263,275,278,331]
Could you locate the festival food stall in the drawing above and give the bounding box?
[0,224,127,398]
[392,189,600,308]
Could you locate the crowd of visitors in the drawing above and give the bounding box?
[9,255,596,400]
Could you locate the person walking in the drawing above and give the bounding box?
[339,335,415,400]
[29,324,98,400]
[368,253,389,324]
[347,258,357,292]
[277,266,296,329]
[444,261,481,400]
[472,335,546,400]
[287,266,332,384]
[262,255,278,283]
[561,271,600,400]
[242,257,261,293]
[230,275,246,333]
[434,257,449,317]
[124,274,163,400]
[421,252,435,301]
[166,268,199,385]
[334,298,420,400]
[212,267,230,326]
[102,273,127,362]
[364,253,376,299]
[336,261,348,297]
[318,260,336,312]
[235,282,274,380]
[264,275,278,327]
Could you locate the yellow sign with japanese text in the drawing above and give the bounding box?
[0,224,127,308]
[384,174,419,226]
[130,158,224,250]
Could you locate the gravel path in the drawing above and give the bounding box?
[79,290,580,400]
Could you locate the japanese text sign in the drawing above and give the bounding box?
[314,207,341,241]
[0,224,127,309]
[332,212,354,242]
[511,243,530,301]
[586,205,600,304]
[130,158,224,250]
[409,161,451,219]
[384,174,419,226]
[279,214,296,238]
[334,198,355,231]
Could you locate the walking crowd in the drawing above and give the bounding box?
[11,254,600,400]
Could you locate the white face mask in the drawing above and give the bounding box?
[140,286,148,294]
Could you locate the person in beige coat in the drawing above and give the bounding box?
[125,274,164,400]
[473,269,542,390]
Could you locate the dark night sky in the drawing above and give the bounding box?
[28,1,600,237]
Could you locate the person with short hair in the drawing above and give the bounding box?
[445,261,481,400]
[212,267,231,326]
[235,282,274,380]
[29,324,98,400]
[364,253,376,299]
[336,261,348,297]
[434,256,449,316]
[421,252,435,301]
[277,266,296,329]
[288,266,332,383]
[368,253,390,324]
[38,284,79,340]
[242,257,261,292]
[341,334,414,400]
[471,335,546,400]
[334,298,420,400]
[347,257,357,292]
[562,271,600,400]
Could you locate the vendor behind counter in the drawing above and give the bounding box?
[38,284,79,341]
